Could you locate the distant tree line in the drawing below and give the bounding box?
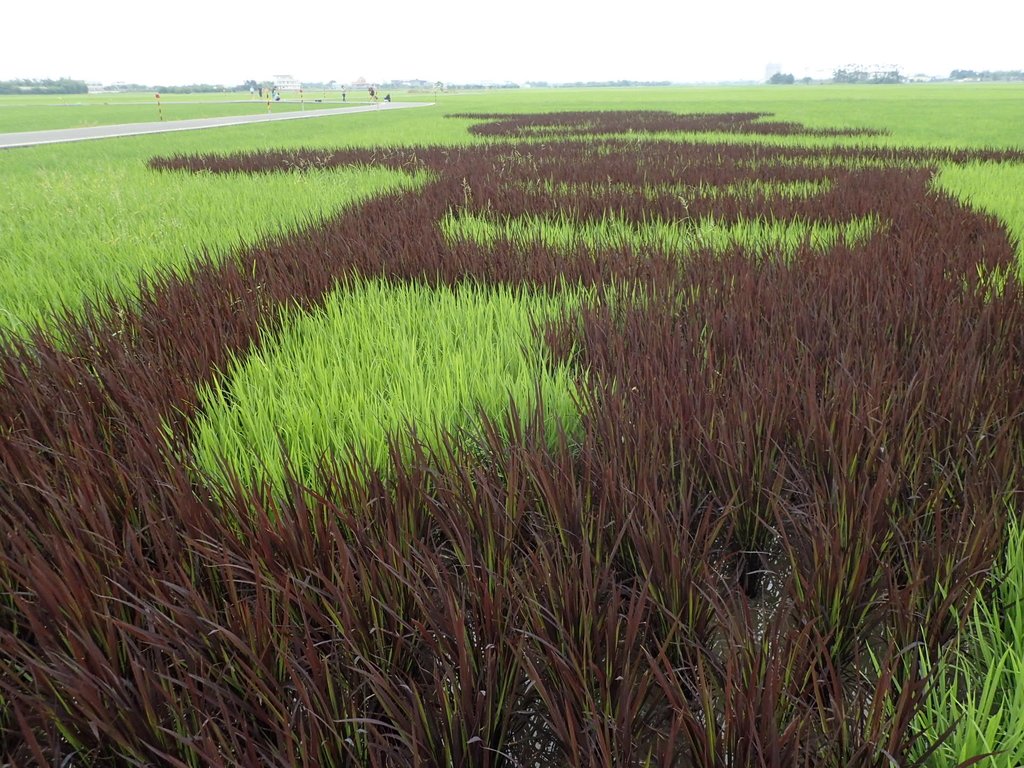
[150,84,243,93]
[833,67,903,84]
[525,80,673,88]
[446,82,521,90]
[949,69,1024,81]
[0,78,88,95]
[87,83,249,94]
[767,72,795,84]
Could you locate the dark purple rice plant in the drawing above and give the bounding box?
[3,112,1024,765]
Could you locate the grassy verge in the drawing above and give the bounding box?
[0,94,368,133]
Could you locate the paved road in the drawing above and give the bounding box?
[0,102,434,149]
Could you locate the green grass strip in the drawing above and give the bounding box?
[189,277,589,494]
[440,209,881,258]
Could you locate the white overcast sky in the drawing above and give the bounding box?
[3,0,1022,85]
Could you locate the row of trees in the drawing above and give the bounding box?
[833,67,903,84]
[766,69,903,85]
[770,68,1024,85]
[87,83,247,94]
[950,69,1024,81]
[150,83,241,94]
[0,78,88,95]
[525,80,674,88]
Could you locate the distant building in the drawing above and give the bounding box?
[273,75,301,90]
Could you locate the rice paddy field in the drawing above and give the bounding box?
[2,83,1024,766]
[0,91,364,133]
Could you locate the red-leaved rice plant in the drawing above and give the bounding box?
[2,113,1023,765]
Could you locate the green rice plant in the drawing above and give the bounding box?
[519,177,835,202]
[911,511,1024,767]
[0,164,427,335]
[440,209,881,260]
[717,178,834,200]
[189,277,591,494]
[935,161,1024,267]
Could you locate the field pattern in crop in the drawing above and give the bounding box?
[2,111,1024,766]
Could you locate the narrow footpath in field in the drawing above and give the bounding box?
[0,101,434,149]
